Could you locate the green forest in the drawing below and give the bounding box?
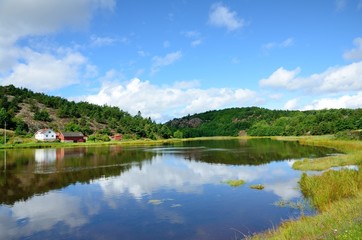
[1,85,362,142]
[0,85,172,142]
[167,107,362,139]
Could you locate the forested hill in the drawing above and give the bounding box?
[0,85,172,141]
[167,107,362,138]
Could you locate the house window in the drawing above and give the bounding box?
[46,135,48,137]
[52,135,54,137]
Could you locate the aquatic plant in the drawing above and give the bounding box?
[249,184,264,190]
[224,179,245,187]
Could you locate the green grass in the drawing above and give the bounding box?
[224,179,246,187]
[292,153,362,171]
[251,192,362,240]
[249,184,264,190]
[290,136,362,171]
[251,136,362,240]
[300,169,362,211]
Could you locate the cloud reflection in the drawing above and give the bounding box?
[0,192,87,239]
[97,156,301,202]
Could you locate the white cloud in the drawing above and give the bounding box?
[191,39,202,47]
[344,37,362,60]
[150,51,182,75]
[259,67,301,89]
[1,48,93,91]
[90,35,118,47]
[284,98,299,110]
[181,31,203,47]
[303,91,362,110]
[209,3,244,31]
[260,61,362,93]
[83,78,258,122]
[0,0,115,41]
[262,38,294,51]
[0,0,114,90]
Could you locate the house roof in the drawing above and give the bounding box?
[60,132,84,137]
[36,128,54,134]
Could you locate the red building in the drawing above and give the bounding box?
[111,134,123,141]
[58,132,85,143]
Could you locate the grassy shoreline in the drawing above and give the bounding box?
[252,135,362,240]
[0,136,245,149]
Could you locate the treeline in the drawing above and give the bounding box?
[167,107,362,138]
[0,85,172,140]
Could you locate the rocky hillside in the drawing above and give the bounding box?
[0,85,172,140]
[167,107,362,138]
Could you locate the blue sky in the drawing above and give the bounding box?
[0,0,362,122]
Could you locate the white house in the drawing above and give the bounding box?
[35,128,56,141]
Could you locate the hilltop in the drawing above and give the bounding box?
[1,85,362,144]
[0,85,172,143]
[167,107,362,139]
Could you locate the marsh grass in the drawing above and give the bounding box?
[251,136,362,240]
[252,192,362,240]
[224,179,246,187]
[299,169,362,211]
[292,153,361,171]
[249,184,264,190]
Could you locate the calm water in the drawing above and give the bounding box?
[0,139,337,240]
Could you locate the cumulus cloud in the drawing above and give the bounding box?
[83,78,258,122]
[260,61,362,93]
[0,0,115,41]
[150,51,182,75]
[209,3,245,31]
[344,37,362,60]
[259,67,301,89]
[284,98,299,110]
[1,48,94,91]
[303,91,362,110]
[0,0,114,90]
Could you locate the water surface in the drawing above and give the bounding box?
[0,139,337,239]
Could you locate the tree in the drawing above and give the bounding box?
[173,130,183,138]
[34,110,52,122]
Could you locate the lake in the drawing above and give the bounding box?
[0,139,337,240]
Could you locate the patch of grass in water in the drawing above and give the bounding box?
[224,179,245,187]
[249,184,264,190]
[292,153,361,171]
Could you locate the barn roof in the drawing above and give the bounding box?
[60,132,84,137]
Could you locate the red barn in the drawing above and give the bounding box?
[111,134,123,141]
[58,132,85,143]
